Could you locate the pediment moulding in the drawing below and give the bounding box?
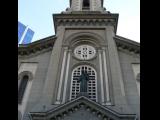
[117,44,140,55]
[18,35,140,57]
[114,36,140,55]
[18,35,139,58]
[18,36,56,56]
[29,97,136,120]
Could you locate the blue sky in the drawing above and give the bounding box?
[18,0,140,43]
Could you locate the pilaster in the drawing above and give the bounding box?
[105,26,130,111]
[55,47,68,104]
[39,26,66,105]
[98,49,105,104]
[102,47,111,105]
[62,49,71,103]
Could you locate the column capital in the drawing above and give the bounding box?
[55,101,61,104]
[102,47,106,50]
[98,49,103,53]
[68,49,72,52]
[63,46,69,50]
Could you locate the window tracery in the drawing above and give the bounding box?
[74,45,96,60]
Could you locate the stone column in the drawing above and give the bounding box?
[98,49,105,104]
[102,47,111,105]
[62,50,71,104]
[55,47,68,104]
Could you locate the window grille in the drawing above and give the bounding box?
[70,65,97,101]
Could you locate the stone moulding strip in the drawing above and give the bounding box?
[53,13,119,34]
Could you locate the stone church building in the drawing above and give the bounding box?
[18,0,140,120]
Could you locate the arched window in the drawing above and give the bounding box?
[18,75,29,104]
[70,65,97,101]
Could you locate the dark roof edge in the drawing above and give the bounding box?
[115,35,140,46]
[18,35,56,56]
[18,35,56,48]
[114,35,140,54]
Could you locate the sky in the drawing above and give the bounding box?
[18,0,140,43]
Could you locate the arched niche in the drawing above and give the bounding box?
[18,71,33,81]
[63,32,106,49]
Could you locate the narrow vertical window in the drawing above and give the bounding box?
[136,73,140,95]
[18,75,29,104]
[136,73,140,82]
[132,63,140,96]
[82,0,90,10]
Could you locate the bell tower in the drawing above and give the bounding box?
[69,0,105,12]
[39,0,123,106]
[39,0,130,113]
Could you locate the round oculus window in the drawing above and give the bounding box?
[74,45,96,60]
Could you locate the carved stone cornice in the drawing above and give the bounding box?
[114,35,140,55]
[18,35,56,56]
[53,13,119,33]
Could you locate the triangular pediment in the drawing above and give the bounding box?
[30,96,136,120]
[18,34,140,57]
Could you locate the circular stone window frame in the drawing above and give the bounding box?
[73,44,97,61]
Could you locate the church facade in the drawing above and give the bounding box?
[18,0,140,120]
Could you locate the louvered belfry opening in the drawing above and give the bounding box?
[83,0,90,10]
